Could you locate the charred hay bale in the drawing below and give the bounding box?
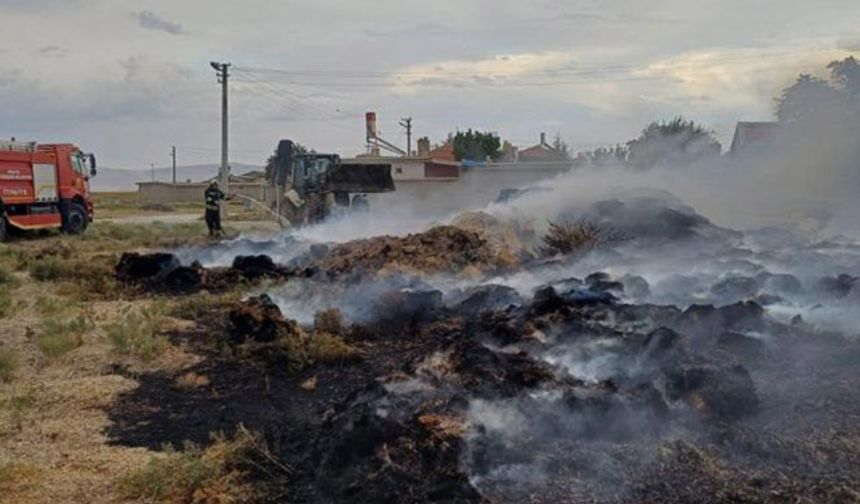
[231,254,282,280]
[642,327,690,363]
[448,340,556,397]
[585,272,625,294]
[115,252,205,293]
[716,332,766,361]
[371,289,444,325]
[530,281,617,316]
[718,301,764,331]
[816,273,857,298]
[562,382,671,440]
[675,301,764,340]
[664,363,759,421]
[227,294,303,345]
[758,272,803,296]
[315,386,483,503]
[620,274,651,299]
[159,265,203,293]
[449,284,523,317]
[115,252,180,283]
[709,275,761,301]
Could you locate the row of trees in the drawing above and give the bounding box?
[262,56,859,175]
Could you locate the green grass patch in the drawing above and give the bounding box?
[28,257,73,282]
[105,304,170,362]
[37,314,93,358]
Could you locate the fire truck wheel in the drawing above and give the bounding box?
[0,213,7,243]
[63,202,88,235]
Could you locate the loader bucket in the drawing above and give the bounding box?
[329,162,395,193]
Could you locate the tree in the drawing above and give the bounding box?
[551,133,571,160]
[580,144,629,165]
[451,129,501,162]
[827,56,860,98]
[775,74,847,123]
[264,143,311,184]
[626,117,721,169]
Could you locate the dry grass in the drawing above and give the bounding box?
[170,289,244,321]
[0,219,279,502]
[0,293,12,319]
[117,426,288,503]
[175,372,211,390]
[0,349,19,383]
[539,219,627,257]
[0,462,43,495]
[0,386,38,435]
[313,308,345,335]
[0,265,19,289]
[306,332,360,364]
[92,191,204,219]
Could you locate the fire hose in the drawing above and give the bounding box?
[228,193,291,229]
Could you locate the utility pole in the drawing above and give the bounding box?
[171,145,177,184]
[399,117,412,156]
[210,61,231,193]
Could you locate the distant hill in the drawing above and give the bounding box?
[91,163,263,192]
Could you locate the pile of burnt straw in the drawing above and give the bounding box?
[104,264,860,504]
[115,225,519,295]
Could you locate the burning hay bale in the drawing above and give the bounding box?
[317,226,501,277]
[450,211,531,267]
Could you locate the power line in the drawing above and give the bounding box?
[232,48,825,89]
[234,69,362,118]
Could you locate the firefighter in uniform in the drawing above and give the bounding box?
[204,180,229,237]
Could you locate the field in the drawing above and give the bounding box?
[0,200,271,503]
[4,192,860,503]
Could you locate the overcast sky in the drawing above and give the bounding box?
[1,0,858,170]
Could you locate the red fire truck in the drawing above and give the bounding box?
[0,140,96,241]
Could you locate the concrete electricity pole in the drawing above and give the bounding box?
[171,145,177,184]
[210,61,231,193]
[399,117,412,156]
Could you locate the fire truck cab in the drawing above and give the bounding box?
[0,140,96,241]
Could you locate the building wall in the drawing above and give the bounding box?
[390,159,426,181]
[367,163,573,217]
[137,182,269,205]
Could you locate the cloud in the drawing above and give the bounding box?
[131,10,186,35]
[36,45,68,58]
[837,36,860,52]
[635,46,850,111]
